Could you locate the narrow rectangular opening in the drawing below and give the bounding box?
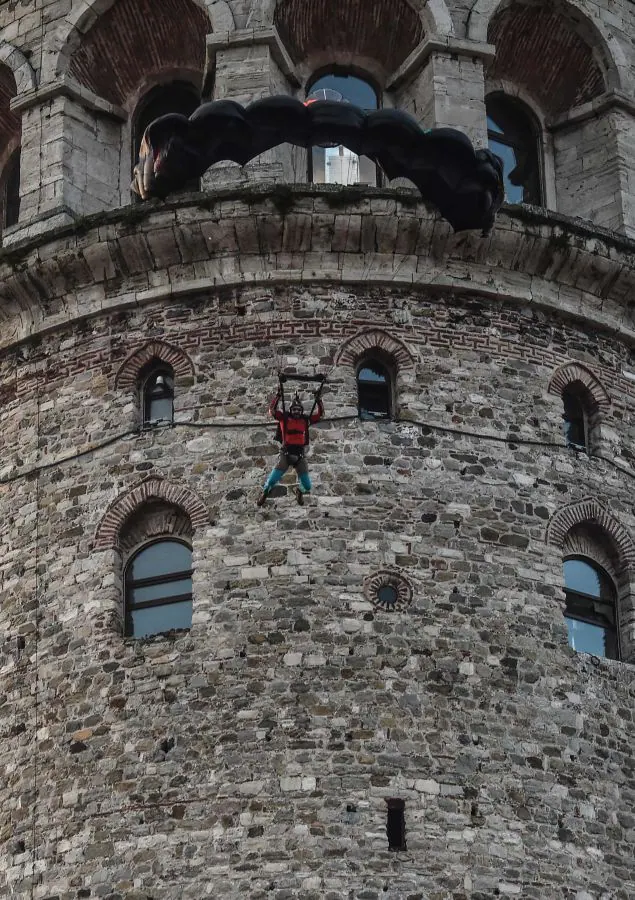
[386,798,406,851]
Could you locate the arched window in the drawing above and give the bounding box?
[132,81,200,194]
[357,357,392,420]
[143,364,174,425]
[486,94,542,205]
[562,385,588,451]
[563,557,618,659]
[307,72,379,187]
[125,539,193,638]
[2,148,20,230]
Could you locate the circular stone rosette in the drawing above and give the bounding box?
[364,570,413,611]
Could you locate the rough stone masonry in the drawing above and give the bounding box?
[0,1,634,899]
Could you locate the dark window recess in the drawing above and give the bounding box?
[486,93,542,205]
[386,798,406,851]
[563,557,618,660]
[378,584,398,608]
[143,366,174,425]
[357,359,392,420]
[125,539,193,639]
[306,71,379,187]
[562,387,587,451]
[3,148,20,230]
[132,81,200,193]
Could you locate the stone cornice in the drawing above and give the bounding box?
[0,185,634,352]
[11,75,127,120]
[549,89,635,131]
[387,36,496,91]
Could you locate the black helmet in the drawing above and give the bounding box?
[290,397,304,415]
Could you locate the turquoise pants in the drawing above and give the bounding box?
[264,449,312,493]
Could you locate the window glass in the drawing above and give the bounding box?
[131,600,192,639]
[131,577,192,605]
[486,94,542,205]
[563,557,618,659]
[143,367,174,425]
[562,387,587,450]
[125,539,193,638]
[357,360,392,420]
[307,72,379,187]
[564,558,609,598]
[131,540,191,580]
[565,617,609,657]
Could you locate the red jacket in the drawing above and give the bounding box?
[269,396,323,447]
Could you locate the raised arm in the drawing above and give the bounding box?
[269,391,282,420]
[309,398,324,424]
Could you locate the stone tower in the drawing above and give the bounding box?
[0,1,634,898]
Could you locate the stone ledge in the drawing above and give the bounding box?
[5,183,635,258]
[549,89,635,132]
[10,75,127,120]
[387,36,496,91]
[0,184,634,351]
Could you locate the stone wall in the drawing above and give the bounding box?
[0,2,634,899]
[0,192,633,898]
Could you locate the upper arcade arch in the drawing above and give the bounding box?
[0,41,36,96]
[59,0,211,107]
[0,61,22,234]
[264,0,453,43]
[49,0,233,91]
[468,0,626,101]
[273,0,430,81]
[0,64,19,165]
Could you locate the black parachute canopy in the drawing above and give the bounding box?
[132,95,504,235]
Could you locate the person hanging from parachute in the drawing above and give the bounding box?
[257,374,326,507]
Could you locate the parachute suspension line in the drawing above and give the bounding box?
[278,372,287,416]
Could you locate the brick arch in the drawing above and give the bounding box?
[335,329,415,369]
[562,525,620,582]
[548,362,611,413]
[115,340,195,390]
[422,0,454,36]
[119,500,194,556]
[472,0,622,116]
[273,0,425,77]
[59,0,212,106]
[546,498,635,569]
[0,41,36,95]
[264,0,452,38]
[94,477,209,550]
[0,63,19,169]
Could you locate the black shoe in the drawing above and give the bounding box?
[295,487,305,506]
[257,489,270,507]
